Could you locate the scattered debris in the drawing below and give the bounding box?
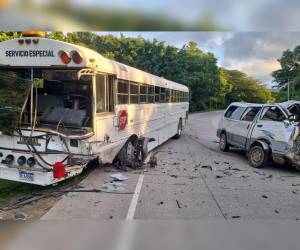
[225,166,242,171]
[65,192,80,197]
[101,182,125,193]
[274,209,279,214]
[157,201,164,205]
[215,175,223,179]
[14,212,28,221]
[201,165,213,171]
[214,160,220,164]
[173,183,186,186]
[176,199,181,208]
[262,194,268,199]
[253,170,265,176]
[292,183,300,187]
[170,174,178,178]
[292,190,298,194]
[104,169,112,173]
[109,215,113,219]
[240,175,249,178]
[188,176,199,180]
[149,153,158,168]
[224,161,230,164]
[110,173,128,181]
[223,171,232,176]
[231,215,241,219]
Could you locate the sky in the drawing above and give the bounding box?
[70,0,300,30]
[98,32,300,87]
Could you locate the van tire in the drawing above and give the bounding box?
[219,132,229,152]
[248,144,269,168]
[174,119,183,139]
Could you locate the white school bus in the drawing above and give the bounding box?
[0,33,189,186]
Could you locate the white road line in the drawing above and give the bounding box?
[126,173,144,220]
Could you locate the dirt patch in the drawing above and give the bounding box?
[0,165,98,220]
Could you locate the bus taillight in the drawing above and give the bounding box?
[71,51,83,64]
[53,162,66,179]
[58,50,71,64]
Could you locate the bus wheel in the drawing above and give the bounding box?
[117,139,142,169]
[174,119,183,139]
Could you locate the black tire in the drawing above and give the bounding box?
[174,119,183,139]
[219,132,229,152]
[248,144,269,168]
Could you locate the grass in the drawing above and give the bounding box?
[0,180,41,204]
[0,164,97,206]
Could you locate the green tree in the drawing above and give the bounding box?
[272,45,300,101]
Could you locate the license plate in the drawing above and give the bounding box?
[17,136,41,146]
[19,170,34,182]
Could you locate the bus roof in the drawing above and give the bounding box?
[0,37,189,92]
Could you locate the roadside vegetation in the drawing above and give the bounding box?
[272,45,300,102]
[0,32,275,112]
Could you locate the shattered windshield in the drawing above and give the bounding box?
[0,70,32,135]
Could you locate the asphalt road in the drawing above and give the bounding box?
[43,111,300,220]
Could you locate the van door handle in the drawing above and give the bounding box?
[257,124,263,128]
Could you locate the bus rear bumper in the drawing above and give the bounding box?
[0,164,84,186]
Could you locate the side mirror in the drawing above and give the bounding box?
[288,114,296,122]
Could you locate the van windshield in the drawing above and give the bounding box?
[0,70,31,135]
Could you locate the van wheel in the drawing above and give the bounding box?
[219,133,229,152]
[174,119,182,139]
[248,145,269,168]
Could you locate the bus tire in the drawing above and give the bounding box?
[116,138,142,169]
[174,119,183,139]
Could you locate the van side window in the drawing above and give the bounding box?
[261,106,286,122]
[242,107,261,121]
[224,105,238,118]
[230,107,246,120]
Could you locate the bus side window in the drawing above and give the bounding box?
[166,89,171,103]
[155,86,160,102]
[130,81,139,104]
[107,75,115,112]
[175,91,179,102]
[96,74,106,113]
[148,85,154,103]
[117,79,129,104]
[160,88,166,103]
[140,84,147,103]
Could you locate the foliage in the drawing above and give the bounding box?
[222,69,275,104]
[272,45,300,101]
[0,32,274,111]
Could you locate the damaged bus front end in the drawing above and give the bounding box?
[0,35,113,186]
[0,68,97,185]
